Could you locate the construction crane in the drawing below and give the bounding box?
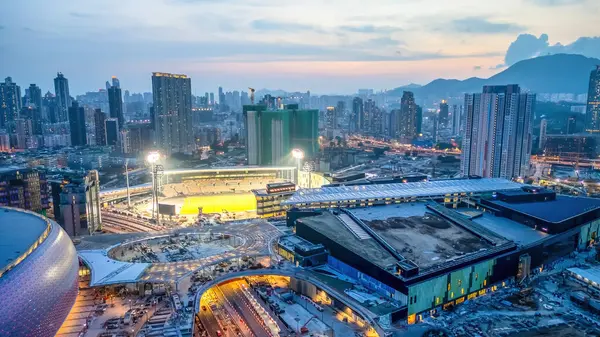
[248,87,256,104]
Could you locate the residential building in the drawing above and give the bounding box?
[105,118,119,148]
[27,84,43,135]
[439,100,449,127]
[244,103,318,166]
[351,97,363,132]
[0,168,49,213]
[152,72,193,154]
[108,85,124,130]
[586,66,600,133]
[94,109,107,146]
[68,101,87,146]
[461,85,535,179]
[539,119,548,150]
[396,91,417,142]
[51,170,101,236]
[0,77,21,129]
[54,72,71,123]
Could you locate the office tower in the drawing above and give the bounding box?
[68,101,87,146]
[94,109,107,146]
[210,92,215,105]
[432,116,438,143]
[120,129,131,153]
[439,100,449,127]
[51,170,101,236]
[586,66,600,133]
[54,72,71,123]
[111,76,120,88]
[105,118,119,147]
[567,115,577,134]
[0,168,49,213]
[108,85,124,129]
[461,85,535,179]
[351,97,363,132]
[0,131,9,151]
[0,77,22,129]
[396,91,417,141]
[105,81,111,91]
[244,103,318,166]
[539,118,548,150]
[152,72,193,154]
[204,92,210,107]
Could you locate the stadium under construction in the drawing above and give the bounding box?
[282,178,600,324]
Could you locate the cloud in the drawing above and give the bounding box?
[394,49,502,61]
[69,12,95,18]
[339,25,402,34]
[450,17,526,34]
[528,0,586,5]
[473,65,482,70]
[251,19,317,32]
[504,33,600,65]
[363,37,405,47]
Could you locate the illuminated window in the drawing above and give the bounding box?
[447,283,451,291]
[458,279,462,287]
[450,292,454,298]
[475,273,478,280]
[484,280,487,286]
[435,297,440,305]
[461,288,464,295]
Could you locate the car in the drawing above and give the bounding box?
[216,330,223,337]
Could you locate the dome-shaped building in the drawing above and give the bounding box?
[0,207,79,337]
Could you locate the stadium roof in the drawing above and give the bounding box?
[283,178,523,205]
[0,208,50,274]
[487,195,600,223]
[164,166,296,175]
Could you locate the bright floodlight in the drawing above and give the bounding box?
[147,151,160,163]
[292,149,304,160]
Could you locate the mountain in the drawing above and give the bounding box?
[389,54,600,98]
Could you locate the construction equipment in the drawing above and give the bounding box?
[248,87,255,104]
[300,316,317,334]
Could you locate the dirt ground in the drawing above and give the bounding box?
[361,212,492,269]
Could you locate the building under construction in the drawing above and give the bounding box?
[287,181,600,324]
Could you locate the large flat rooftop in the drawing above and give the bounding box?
[299,212,399,271]
[469,211,549,246]
[350,204,495,270]
[283,178,523,205]
[0,208,49,272]
[486,195,600,223]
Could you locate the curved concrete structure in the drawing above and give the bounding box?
[0,207,79,337]
[193,268,386,337]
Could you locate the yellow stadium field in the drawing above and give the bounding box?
[179,192,256,215]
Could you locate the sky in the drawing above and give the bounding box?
[1,0,599,95]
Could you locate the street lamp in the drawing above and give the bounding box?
[147,151,161,226]
[292,149,304,185]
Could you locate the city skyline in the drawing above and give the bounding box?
[2,0,600,94]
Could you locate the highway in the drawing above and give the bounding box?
[218,281,271,337]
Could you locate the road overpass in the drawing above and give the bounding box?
[192,268,389,337]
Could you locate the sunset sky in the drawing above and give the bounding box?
[1,0,599,94]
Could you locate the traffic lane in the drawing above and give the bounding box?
[197,304,223,337]
[213,285,254,337]
[219,283,270,337]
